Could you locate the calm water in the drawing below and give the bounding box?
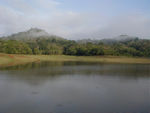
[0,62,150,113]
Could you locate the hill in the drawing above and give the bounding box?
[1,28,65,41]
[100,35,139,45]
[77,35,139,45]
[0,28,150,57]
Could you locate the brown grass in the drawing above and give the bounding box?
[0,53,150,67]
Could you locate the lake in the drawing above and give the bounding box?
[0,62,150,113]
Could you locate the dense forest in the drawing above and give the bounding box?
[0,28,150,57]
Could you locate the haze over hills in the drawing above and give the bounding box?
[1,28,65,41]
[77,35,139,44]
[0,28,140,43]
[0,28,150,57]
[100,35,139,44]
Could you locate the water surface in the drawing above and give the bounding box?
[0,62,150,113]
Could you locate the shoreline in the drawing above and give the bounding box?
[0,53,150,68]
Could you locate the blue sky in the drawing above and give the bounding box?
[0,0,150,39]
[58,0,150,14]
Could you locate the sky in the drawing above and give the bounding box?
[0,0,150,39]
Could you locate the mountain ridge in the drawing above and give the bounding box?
[1,28,65,41]
[1,28,139,43]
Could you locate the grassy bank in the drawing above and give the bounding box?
[0,53,150,67]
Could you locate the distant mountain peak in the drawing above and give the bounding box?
[25,28,50,37]
[27,28,46,33]
[119,35,129,37]
[1,28,64,41]
[114,35,138,41]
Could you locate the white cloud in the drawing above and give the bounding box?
[98,14,150,38]
[70,14,150,39]
[0,0,150,39]
[2,0,60,14]
[0,0,104,39]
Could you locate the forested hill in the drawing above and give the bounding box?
[0,28,150,57]
[1,28,65,41]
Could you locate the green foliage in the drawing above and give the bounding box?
[64,43,104,56]
[0,37,150,57]
[33,48,41,55]
[0,40,32,54]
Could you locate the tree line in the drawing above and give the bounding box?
[0,37,150,57]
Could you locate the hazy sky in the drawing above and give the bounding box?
[0,0,150,39]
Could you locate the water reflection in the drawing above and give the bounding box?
[0,62,150,113]
[1,61,150,78]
